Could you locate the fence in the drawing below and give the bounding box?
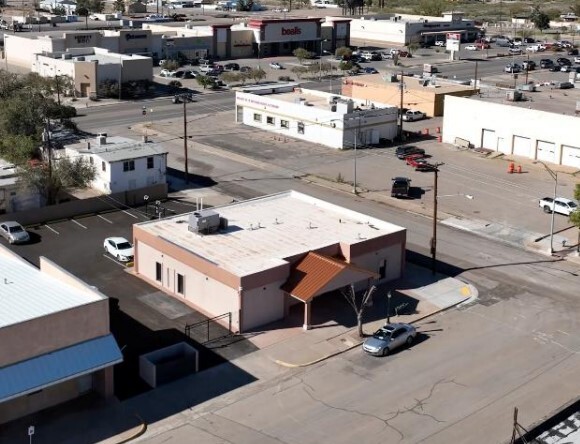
[184,312,232,344]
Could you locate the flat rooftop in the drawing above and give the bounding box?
[0,253,104,330]
[66,136,167,162]
[136,190,405,276]
[272,89,394,110]
[349,73,476,94]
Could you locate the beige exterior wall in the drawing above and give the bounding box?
[74,61,98,97]
[0,376,84,424]
[231,29,254,58]
[5,35,55,68]
[0,300,110,367]
[351,243,404,282]
[241,279,286,330]
[136,240,242,330]
[121,56,153,82]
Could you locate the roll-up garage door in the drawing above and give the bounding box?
[562,145,580,168]
[536,140,556,163]
[513,136,531,157]
[481,129,496,150]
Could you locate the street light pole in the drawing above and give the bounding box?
[535,161,558,255]
[353,118,360,195]
[386,291,392,324]
[183,98,189,184]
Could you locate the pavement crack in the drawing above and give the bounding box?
[400,378,464,424]
[298,377,405,441]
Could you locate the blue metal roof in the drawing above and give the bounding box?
[0,335,123,403]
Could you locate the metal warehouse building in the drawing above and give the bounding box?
[132,191,406,332]
[0,247,122,425]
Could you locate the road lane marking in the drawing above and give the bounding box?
[557,330,570,336]
[71,219,88,229]
[45,225,59,235]
[103,254,126,267]
[98,214,114,224]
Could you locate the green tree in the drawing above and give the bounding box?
[293,47,313,64]
[291,66,308,79]
[160,59,180,71]
[530,5,550,31]
[236,0,254,11]
[407,42,419,55]
[19,156,96,205]
[0,135,39,165]
[113,0,125,12]
[76,0,104,12]
[99,79,119,98]
[76,6,89,30]
[339,60,353,74]
[571,1,580,17]
[335,46,352,60]
[249,68,266,83]
[220,72,241,85]
[414,0,447,17]
[52,5,66,15]
[196,75,214,89]
[168,80,182,91]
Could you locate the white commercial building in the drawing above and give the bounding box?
[235,85,399,149]
[442,96,580,168]
[349,12,479,45]
[64,135,168,194]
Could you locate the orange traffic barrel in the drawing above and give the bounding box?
[436,127,441,134]
[437,135,442,143]
[508,162,515,174]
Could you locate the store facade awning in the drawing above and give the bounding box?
[0,334,123,403]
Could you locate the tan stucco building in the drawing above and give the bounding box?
[0,246,122,425]
[133,191,406,332]
[31,47,152,97]
[342,73,477,117]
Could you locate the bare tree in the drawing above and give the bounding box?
[341,284,377,337]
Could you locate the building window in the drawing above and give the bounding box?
[123,160,135,172]
[253,113,262,122]
[102,161,106,172]
[147,157,154,169]
[177,273,184,295]
[280,119,289,129]
[266,116,275,126]
[89,157,94,164]
[298,122,305,134]
[155,262,162,282]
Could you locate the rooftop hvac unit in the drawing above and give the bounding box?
[75,56,85,61]
[188,209,220,234]
[327,95,340,104]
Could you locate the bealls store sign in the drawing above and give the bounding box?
[281,27,301,36]
[125,33,147,41]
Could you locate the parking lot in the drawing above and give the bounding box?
[2,199,258,400]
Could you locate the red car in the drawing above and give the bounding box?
[405,153,426,165]
[406,155,435,171]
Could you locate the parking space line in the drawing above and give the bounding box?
[103,254,127,267]
[45,225,60,235]
[122,210,139,219]
[71,219,88,229]
[98,214,114,224]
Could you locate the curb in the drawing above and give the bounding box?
[105,415,147,444]
[273,296,470,368]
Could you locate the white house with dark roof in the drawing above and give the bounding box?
[0,246,122,425]
[64,134,168,194]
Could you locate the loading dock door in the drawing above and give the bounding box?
[513,136,531,157]
[536,140,556,163]
[481,129,497,150]
[562,145,580,168]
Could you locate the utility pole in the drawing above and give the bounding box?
[183,99,189,184]
[42,120,53,205]
[430,163,444,274]
[525,53,529,84]
[398,70,404,140]
[473,60,478,91]
[55,75,61,107]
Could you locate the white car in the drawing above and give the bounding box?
[435,40,445,47]
[464,45,478,51]
[402,109,426,122]
[104,237,134,262]
[575,56,580,64]
[269,62,282,69]
[159,69,177,77]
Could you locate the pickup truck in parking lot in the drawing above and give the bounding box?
[538,197,578,216]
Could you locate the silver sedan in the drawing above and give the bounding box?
[0,221,30,244]
[362,323,416,356]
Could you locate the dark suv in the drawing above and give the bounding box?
[391,177,411,198]
[539,59,554,69]
[396,145,426,159]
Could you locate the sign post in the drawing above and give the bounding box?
[446,33,461,60]
[28,426,35,444]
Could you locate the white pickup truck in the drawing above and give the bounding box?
[538,197,578,216]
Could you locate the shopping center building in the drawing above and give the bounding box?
[5,17,351,70]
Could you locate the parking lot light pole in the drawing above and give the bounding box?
[387,291,392,324]
[534,161,558,255]
[319,39,328,81]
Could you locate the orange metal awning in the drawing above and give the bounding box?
[282,252,378,303]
